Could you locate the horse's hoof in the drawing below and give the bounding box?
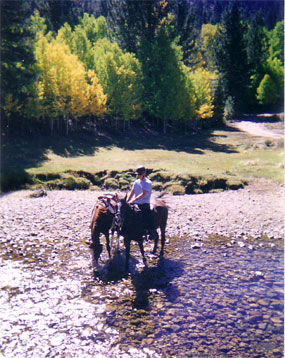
[159,251,164,257]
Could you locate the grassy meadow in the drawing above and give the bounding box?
[1,123,284,193]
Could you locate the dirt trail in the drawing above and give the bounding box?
[231,121,284,138]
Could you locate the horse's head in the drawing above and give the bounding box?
[90,242,103,267]
[115,194,129,231]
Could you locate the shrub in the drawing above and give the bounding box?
[226,178,246,190]
[34,173,61,181]
[1,169,33,192]
[90,185,101,191]
[46,175,91,190]
[152,181,163,191]
[194,188,203,194]
[119,178,131,190]
[91,174,103,185]
[163,181,182,189]
[168,184,186,195]
[197,178,208,189]
[66,171,103,186]
[175,174,191,184]
[104,177,119,189]
[149,170,173,183]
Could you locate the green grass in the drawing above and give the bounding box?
[27,133,283,183]
[1,125,284,191]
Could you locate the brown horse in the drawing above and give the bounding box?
[115,195,168,271]
[89,193,118,267]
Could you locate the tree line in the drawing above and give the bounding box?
[1,0,284,136]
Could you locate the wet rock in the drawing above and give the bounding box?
[257,299,270,307]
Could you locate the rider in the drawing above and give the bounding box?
[127,165,156,240]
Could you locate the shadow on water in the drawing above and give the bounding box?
[131,257,184,309]
[92,249,184,311]
[92,248,144,284]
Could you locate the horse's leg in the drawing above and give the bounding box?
[105,231,111,259]
[138,238,147,265]
[159,225,166,256]
[109,229,114,256]
[152,229,159,254]
[124,237,131,272]
[90,229,102,268]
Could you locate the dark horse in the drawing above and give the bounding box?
[152,198,168,256]
[89,193,118,267]
[116,195,168,271]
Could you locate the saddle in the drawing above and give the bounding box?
[95,192,118,215]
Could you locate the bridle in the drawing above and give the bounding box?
[114,199,124,232]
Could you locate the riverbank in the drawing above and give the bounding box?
[0,179,284,357]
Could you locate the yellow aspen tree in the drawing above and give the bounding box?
[189,68,215,120]
[34,34,106,134]
[85,70,107,117]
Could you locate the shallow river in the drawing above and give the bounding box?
[0,229,283,358]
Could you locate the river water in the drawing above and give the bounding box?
[0,230,283,358]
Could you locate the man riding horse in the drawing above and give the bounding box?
[90,165,168,271]
[127,165,156,241]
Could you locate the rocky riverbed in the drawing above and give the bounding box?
[0,179,284,358]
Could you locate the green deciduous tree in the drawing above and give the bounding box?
[268,20,284,62]
[256,57,284,106]
[200,24,218,72]
[57,15,108,70]
[255,21,284,108]
[92,39,143,126]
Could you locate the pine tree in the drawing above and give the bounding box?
[212,77,225,125]
[1,0,36,133]
[169,0,198,66]
[214,3,250,113]
[246,10,268,107]
[140,15,195,133]
[101,0,169,54]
